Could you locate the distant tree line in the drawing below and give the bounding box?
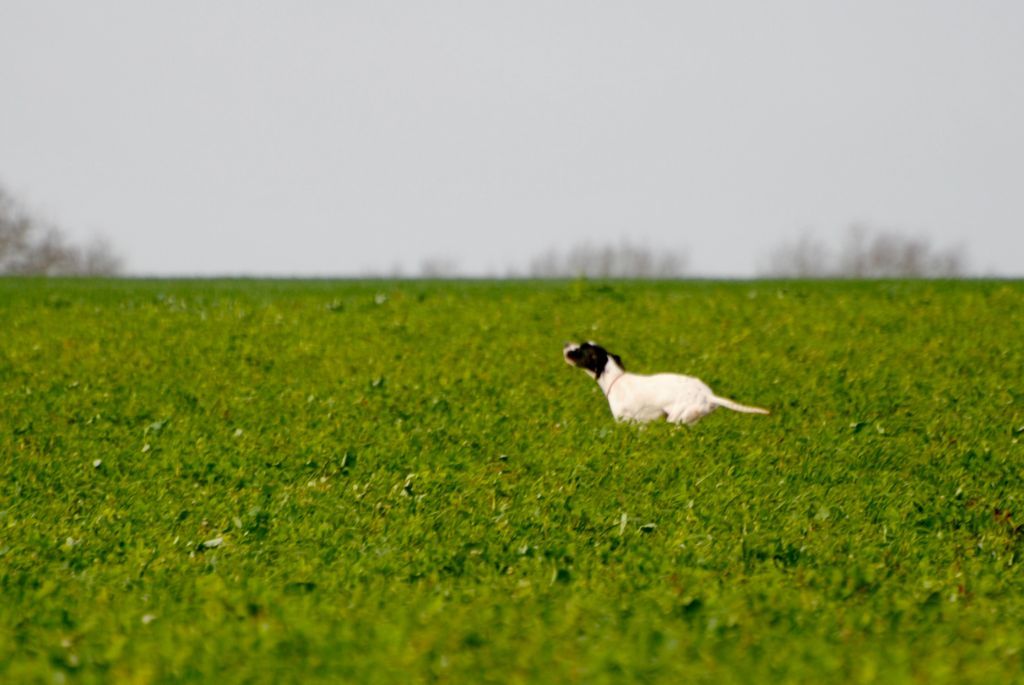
[518,227,964,279]
[762,225,964,278]
[0,185,121,276]
[2,180,967,279]
[526,241,688,278]
[413,242,688,279]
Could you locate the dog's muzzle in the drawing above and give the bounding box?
[563,342,579,365]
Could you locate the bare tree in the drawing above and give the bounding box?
[528,241,687,278]
[0,186,122,275]
[418,256,459,278]
[81,238,123,275]
[765,232,831,278]
[763,225,964,278]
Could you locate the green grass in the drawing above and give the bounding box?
[1,278,1023,684]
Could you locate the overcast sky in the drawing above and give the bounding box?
[2,2,1022,277]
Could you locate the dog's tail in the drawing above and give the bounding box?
[711,395,770,415]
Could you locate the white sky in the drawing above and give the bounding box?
[1,1,1022,276]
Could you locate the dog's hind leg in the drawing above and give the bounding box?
[667,404,714,425]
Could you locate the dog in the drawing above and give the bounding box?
[563,341,769,424]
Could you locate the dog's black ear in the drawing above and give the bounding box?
[610,353,624,370]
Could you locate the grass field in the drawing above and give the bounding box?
[2,278,1023,683]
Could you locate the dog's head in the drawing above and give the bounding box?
[563,341,625,379]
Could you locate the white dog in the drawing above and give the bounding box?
[563,341,769,424]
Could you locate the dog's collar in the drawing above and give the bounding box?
[603,373,624,398]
